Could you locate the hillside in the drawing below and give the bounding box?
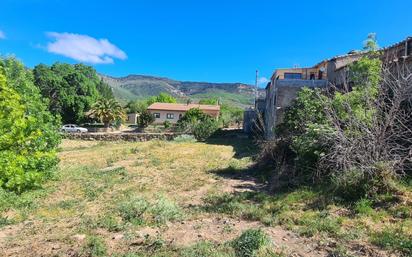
[100,74,265,108]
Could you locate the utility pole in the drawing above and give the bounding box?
[254,70,259,109]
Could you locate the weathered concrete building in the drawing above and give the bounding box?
[262,36,412,139]
[264,66,328,139]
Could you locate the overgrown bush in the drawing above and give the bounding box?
[163,120,171,129]
[178,108,219,141]
[137,110,155,129]
[268,52,412,199]
[0,59,60,192]
[192,117,219,141]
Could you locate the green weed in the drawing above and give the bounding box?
[181,241,233,257]
[117,195,183,226]
[96,214,124,232]
[82,236,107,257]
[232,229,272,257]
[371,226,412,256]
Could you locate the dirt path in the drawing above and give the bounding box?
[132,172,331,257]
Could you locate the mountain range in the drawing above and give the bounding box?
[100,74,265,108]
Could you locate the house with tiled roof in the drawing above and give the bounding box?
[147,102,220,124]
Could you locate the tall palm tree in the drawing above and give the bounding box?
[88,99,125,128]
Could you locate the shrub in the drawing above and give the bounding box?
[163,120,171,129]
[178,108,208,127]
[232,229,271,257]
[0,60,60,192]
[149,196,183,224]
[117,196,149,225]
[137,110,155,129]
[192,118,219,141]
[178,108,219,141]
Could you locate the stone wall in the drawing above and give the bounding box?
[63,132,181,142]
[85,127,119,133]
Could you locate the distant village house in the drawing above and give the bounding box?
[146,102,220,124]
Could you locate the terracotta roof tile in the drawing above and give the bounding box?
[147,102,220,112]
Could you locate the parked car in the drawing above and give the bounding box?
[61,124,88,133]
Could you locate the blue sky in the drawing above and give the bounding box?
[1,0,411,86]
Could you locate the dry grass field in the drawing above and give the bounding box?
[0,137,410,257]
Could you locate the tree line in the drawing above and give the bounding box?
[0,57,243,192]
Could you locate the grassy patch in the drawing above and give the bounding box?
[296,211,342,237]
[181,241,233,257]
[96,214,124,232]
[203,189,320,227]
[82,235,107,257]
[371,225,412,256]
[203,187,412,247]
[232,229,275,257]
[117,195,184,226]
[2,138,410,257]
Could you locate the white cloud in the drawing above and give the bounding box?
[258,77,269,85]
[0,30,6,39]
[46,32,127,64]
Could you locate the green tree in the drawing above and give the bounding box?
[363,33,379,51]
[137,110,155,129]
[125,100,147,113]
[199,98,218,105]
[0,59,60,192]
[33,63,114,124]
[146,93,177,105]
[88,99,125,128]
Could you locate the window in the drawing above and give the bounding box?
[154,113,160,118]
[284,73,302,79]
[179,114,183,119]
[166,113,174,119]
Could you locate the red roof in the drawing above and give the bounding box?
[147,102,220,112]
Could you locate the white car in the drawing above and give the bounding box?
[61,124,88,133]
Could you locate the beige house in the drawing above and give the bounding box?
[147,102,220,124]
